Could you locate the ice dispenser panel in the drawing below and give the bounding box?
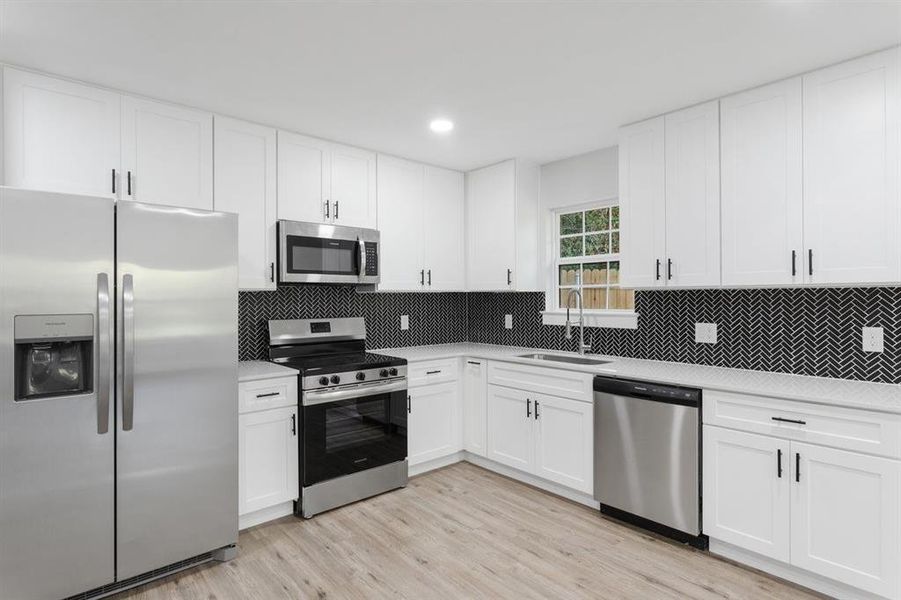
[14,314,93,401]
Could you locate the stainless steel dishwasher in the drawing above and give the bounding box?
[593,376,707,548]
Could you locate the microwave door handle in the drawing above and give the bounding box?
[358,238,366,279]
[96,273,111,434]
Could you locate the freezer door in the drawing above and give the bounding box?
[116,201,238,579]
[0,188,115,599]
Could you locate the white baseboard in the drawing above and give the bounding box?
[409,451,465,476]
[239,501,295,530]
[709,539,886,600]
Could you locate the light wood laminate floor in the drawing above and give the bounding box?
[120,462,822,599]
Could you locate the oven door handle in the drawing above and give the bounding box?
[303,379,408,406]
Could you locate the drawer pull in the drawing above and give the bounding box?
[256,392,280,398]
[467,361,481,365]
[426,370,441,375]
[772,416,806,425]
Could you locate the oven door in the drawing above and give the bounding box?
[302,380,407,487]
[278,220,379,284]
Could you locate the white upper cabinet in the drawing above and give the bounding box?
[721,79,803,286]
[619,116,666,288]
[664,101,721,287]
[328,143,377,228]
[803,47,901,285]
[465,159,540,291]
[377,155,425,290]
[214,116,277,290]
[121,97,213,209]
[423,165,465,291]
[3,67,120,198]
[277,131,330,223]
[277,132,376,229]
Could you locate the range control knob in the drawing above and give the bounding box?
[318,376,329,386]
[389,367,398,376]
[379,369,389,378]
[330,375,341,385]
[356,372,366,381]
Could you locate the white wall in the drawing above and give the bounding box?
[539,146,619,307]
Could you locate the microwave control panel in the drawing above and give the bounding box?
[364,242,378,276]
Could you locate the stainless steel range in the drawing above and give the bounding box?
[268,318,408,518]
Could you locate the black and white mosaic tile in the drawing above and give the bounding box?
[469,288,901,384]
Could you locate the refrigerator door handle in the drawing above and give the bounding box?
[96,273,111,434]
[122,273,136,431]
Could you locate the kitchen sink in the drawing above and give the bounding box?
[517,353,610,366]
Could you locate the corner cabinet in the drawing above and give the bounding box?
[620,101,720,288]
[462,358,488,456]
[213,116,277,290]
[277,131,377,229]
[465,159,540,291]
[407,359,462,466]
[376,155,464,291]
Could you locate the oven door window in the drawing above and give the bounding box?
[287,235,360,276]
[302,390,407,486]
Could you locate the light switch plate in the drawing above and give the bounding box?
[695,322,717,344]
[400,315,409,331]
[504,314,513,329]
[863,326,884,353]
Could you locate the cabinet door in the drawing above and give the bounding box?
[803,48,901,285]
[619,116,666,288]
[277,131,330,223]
[3,67,120,197]
[376,155,424,290]
[462,359,488,457]
[486,385,532,471]
[214,116,277,290]
[791,442,901,598]
[329,143,377,229]
[466,160,516,290]
[239,407,299,515]
[424,165,465,291]
[532,394,593,493]
[721,79,803,286]
[664,101,721,287]
[408,381,460,466]
[121,96,213,209]
[702,426,791,562]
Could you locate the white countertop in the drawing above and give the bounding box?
[373,343,901,414]
[238,360,298,383]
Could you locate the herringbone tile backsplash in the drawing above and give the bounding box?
[240,286,899,383]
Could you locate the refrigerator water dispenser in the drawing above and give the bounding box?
[14,314,93,400]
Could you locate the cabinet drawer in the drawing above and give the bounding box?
[704,389,901,458]
[239,376,298,413]
[488,361,592,403]
[409,359,459,387]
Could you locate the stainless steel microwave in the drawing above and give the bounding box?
[277,220,380,285]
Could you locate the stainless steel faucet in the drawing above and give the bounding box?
[564,289,592,355]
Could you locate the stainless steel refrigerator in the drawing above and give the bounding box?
[0,187,239,600]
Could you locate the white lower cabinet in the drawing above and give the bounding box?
[486,384,593,494]
[239,406,298,516]
[408,380,461,466]
[705,422,901,598]
[462,358,488,457]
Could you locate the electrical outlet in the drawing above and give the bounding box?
[863,326,884,353]
[400,315,409,331]
[504,314,513,329]
[695,322,717,344]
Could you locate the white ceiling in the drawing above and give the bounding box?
[1,1,899,171]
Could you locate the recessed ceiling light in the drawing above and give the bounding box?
[429,118,454,133]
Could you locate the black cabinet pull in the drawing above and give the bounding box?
[808,249,813,276]
[791,250,796,277]
[291,414,296,436]
[534,400,540,420]
[667,259,673,280]
[420,269,425,285]
[111,168,117,194]
[324,200,330,219]
[777,449,783,478]
[334,201,339,220]
[772,416,806,425]
[270,262,275,282]
[526,398,531,418]
[507,269,512,285]
[466,360,481,365]
[795,452,800,483]
[407,395,411,414]
[655,259,661,281]
[256,392,280,398]
[127,170,132,196]
[427,269,431,286]
[426,370,441,375]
